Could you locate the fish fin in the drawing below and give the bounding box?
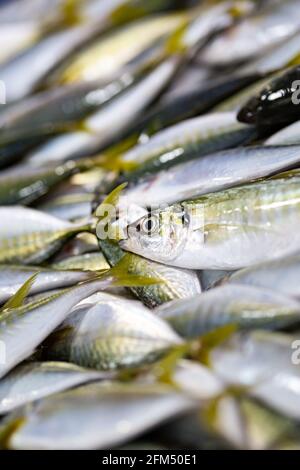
[286,53,300,68]
[0,415,26,449]
[110,1,147,26]
[165,19,190,55]
[152,342,192,386]
[91,134,140,172]
[106,254,162,287]
[0,273,39,313]
[93,182,128,242]
[196,324,237,367]
[95,182,128,218]
[202,384,250,433]
[60,0,83,25]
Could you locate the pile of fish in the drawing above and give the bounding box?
[2,0,300,450]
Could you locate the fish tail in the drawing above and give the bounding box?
[99,253,162,288]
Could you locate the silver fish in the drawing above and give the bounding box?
[0,264,94,304]
[27,57,180,163]
[0,361,113,414]
[6,382,196,450]
[0,206,92,264]
[155,284,300,337]
[51,252,110,272]
[223,255,300,300]
[120,175,300,269]
[265,121,300,146]
[210,331,300,420]
[43,292,182,370]
[240,31,300,76]
[121,144,300,207]
[0,22,104,102]
[116,112,254,177]
[201,0,300,67]
[0,262,142,379]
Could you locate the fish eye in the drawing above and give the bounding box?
[141,216,159,235]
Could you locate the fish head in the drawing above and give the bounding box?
[238,66,300,126]
[120,204,189,263]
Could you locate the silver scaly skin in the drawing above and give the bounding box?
[43,292,182,371]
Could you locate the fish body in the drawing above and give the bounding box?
[266,121,300,146]
[224,255,300,300]
[121,145,300,207]
[211,331,300,419]
[155,284,300,337]
[51,251,109,272]
[39,192,94,221]
[0,206,91,264]
[240,31,300,76]
[0,162,85,206]
[0,74,137,150]
[99,240,201,308]
[201,0,300,67]
[28,57,180,163]
[0,361,112,414]
[43,292,182,370]
[116,112,255,178]
[0,22,105,102]
[0,264,95,304]
[0,269,133,379]
[121,175,300,269]
[6,382,196,450]
[53,13,184,85]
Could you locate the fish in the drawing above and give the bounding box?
[0,361,114,414]
[265,120,300,146]
[222,255,300,300]
[26,57,180,163]
[36,168,111,220]
[120,174,300,269]
[0,22,107,103]
[118,144,300,208]
[199,270,234,291]
[0,23,41,65]
[238,65,300,126]
[0,206,93,264]
[154,394,300,450]
[50,13,185,85]
[213,73,280,113]
[0,1,184,103]
[112,112,255,178]
[240,31,300,76]
[170,359,225,401]
[200,0,300,67]
[0,160,98,206]
[38,192,94,221]
[42,292,182,370]
[0,264,98,304]
[51,252,110,272]
[210,330,300,420]
[134,73,260,137]
[99,239,201,308]
[0,74,139,150]
[3,382,196,450]
[155,284,300,337]
[0,255,158,379]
